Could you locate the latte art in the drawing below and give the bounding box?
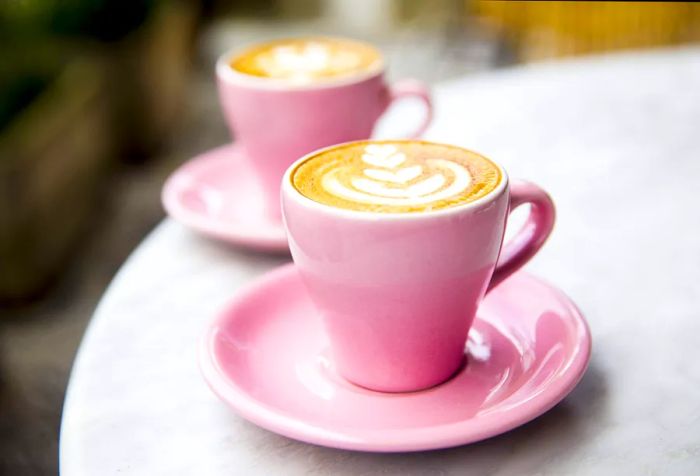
[230,37,382,82]
[292,141,502,213]
[323,145,473,207]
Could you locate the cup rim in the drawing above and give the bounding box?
[216,36,386,91]
[282,139,510,222]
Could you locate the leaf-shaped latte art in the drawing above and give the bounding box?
[363,165,423,183]
[361,145,406,168]
[323,157,472,207]
[364,144,398,157]
[351,174,446,198]
[257,41,364,79]
[271,44,331,73]
[292,141,502,212]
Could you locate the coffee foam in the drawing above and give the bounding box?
[230,37,382,83]
[291,141,502,213]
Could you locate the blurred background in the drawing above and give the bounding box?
[0,1,698,473]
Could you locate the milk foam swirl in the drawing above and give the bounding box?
[256,42,362,80]
[321,145,472,207]
[291,141,501,213]
[232,38,380,81]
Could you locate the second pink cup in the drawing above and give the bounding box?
[216,40,433,219]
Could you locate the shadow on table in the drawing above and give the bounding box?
[236,355,608,475]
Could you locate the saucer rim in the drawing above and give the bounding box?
[199,263,592,452]
[161,143,289,253]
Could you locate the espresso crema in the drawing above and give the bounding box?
[291,141,502,213]
[229,37,382,82]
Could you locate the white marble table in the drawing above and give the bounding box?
[60,47,700,475]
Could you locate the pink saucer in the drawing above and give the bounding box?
[162,144,287,252]
[200,264,591,452]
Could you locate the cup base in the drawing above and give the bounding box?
[337,354,468,394]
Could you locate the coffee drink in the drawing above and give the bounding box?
[291,140,502,213]
[283,140,554,391]
[230,37,382,82]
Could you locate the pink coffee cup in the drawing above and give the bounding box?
[216,40,433,220]
[281,141,555,393]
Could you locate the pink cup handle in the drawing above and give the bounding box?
[385,79,434,138]
[486,180,556,293]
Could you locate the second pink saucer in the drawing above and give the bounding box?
[200,264,591,452]
[162,144,288,252]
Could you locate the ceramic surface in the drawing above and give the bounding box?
[201,263,591,452]
[161,144,288,252]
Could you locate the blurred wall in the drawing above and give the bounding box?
[472,1,700,62]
